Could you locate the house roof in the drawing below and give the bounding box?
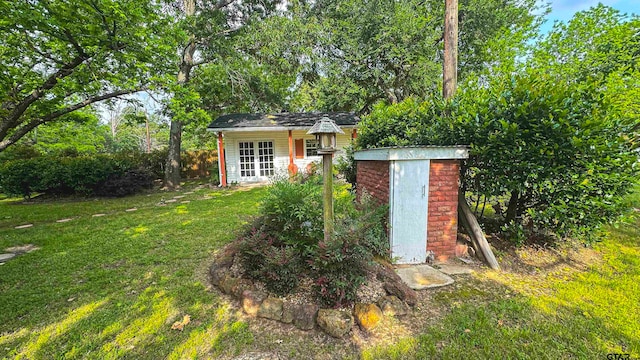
[207,112,359,132]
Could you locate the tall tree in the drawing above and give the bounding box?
[290,0,540,113]
[0,0,177,152]
[163,0,284,189]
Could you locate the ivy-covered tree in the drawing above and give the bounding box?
[0,0,178,152]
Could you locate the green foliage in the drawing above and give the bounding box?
[236,176,388,307]
[0,155,156,198]
[0,0,178,151]
[358,73,639,241]
[355,5,639,243]
[309,229,370,307]
[335,145,357,187]
[280,0,541,112]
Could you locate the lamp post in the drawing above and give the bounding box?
[307,117,344,242]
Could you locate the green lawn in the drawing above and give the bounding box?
[1,186,639,359]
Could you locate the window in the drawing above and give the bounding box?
[258,141,274,176]
[238,141,255,177]
[306,139,319,157]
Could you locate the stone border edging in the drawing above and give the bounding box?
[210,244,415,338]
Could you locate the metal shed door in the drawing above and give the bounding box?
[390,160,429,264]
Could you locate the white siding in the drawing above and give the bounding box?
[222,130,355,184]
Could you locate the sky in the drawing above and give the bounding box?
[539,0,639,33]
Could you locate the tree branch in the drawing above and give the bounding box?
[0,88,140,152]
[214,0,235,10]
[0,55,89,140]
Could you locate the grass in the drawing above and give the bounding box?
[0,185,263,359]
[1,185,639,359]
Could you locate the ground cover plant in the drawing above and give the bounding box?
[0,185,638,359]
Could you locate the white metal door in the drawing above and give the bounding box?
[390,160,429,264]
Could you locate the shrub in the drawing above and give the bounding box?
[0,155,152,198]
[357,74,639,241]
[237,223,303,295]
[236,176,389,307]
[309,224,371,307]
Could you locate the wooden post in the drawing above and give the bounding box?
[323,153,334,242]
[217,132,227,187]
[443,0,458,99]
[458,193,500,270]
[288,130,297,175]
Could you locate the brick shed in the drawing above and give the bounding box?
[354,146,469,264]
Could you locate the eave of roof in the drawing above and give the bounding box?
[207,112,359,132]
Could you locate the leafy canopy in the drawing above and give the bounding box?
[0,0,178,151]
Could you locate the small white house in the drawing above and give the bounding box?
[207,112,359,185]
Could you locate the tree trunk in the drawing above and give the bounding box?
[443,0,458,99]
[505,190,519,223]
[164,0,196,190]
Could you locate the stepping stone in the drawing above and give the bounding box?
[180,201,190,204]
[0,253,16,262]
[173,195,185,199]
[92,214,106,217]
[14,224,33,229]
[183,191,194,195]
[56,218,73,223]
[396,265,454,290]
[4,244,39,254]
[165,199,177,203]
[125,208,137,212]
[435,263,474,275]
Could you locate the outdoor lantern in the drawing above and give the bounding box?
[307,117,344,154]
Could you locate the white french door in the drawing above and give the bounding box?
[238,140,274,180]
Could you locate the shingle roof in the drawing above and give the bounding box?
[207,112,359,131]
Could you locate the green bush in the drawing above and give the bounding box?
[0,155,153,198]
[358,74,639,242]
[236,176,388,307]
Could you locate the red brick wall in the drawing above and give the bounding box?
[356,161,389,205]
[427,160,460,261]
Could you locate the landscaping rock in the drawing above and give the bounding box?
[209,263,229,286]
[0,253,16,263]
[354,303,382,332]
[231,279,254,298]
[258,297,283,321]
[317,309,354,338]
[292,304,318,330]
[56,218,73,223]
[242,290,267,316]
[14,224,33,229]
[219,275,239,295]
[377,296,409,317]
[92,213,106,217]
[281,302,295,324]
